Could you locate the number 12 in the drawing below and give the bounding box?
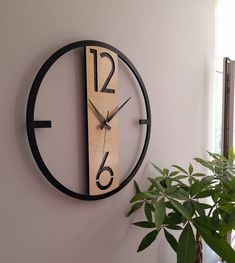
[90,48,115,94]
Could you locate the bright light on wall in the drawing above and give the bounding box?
[215,0,235,251]
[213,0,235,153]
[216,0,235,59]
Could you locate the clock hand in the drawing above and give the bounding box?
[102,111,109,157]
[88,99,111,130]
[100,97,131,129]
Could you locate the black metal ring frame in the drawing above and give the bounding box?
[26,40,151,200]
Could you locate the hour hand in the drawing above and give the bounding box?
[88,99,111,130]
[100,97,131,129]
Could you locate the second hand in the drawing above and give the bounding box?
[102,111,109,158]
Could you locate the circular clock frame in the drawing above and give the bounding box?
[26,40,151,200]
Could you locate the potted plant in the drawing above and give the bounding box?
[127,150,235,263]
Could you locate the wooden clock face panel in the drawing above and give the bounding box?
[85,46,119,195]
[26,40,151,200]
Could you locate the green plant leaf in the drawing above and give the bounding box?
[147,177,164,192]
[220,192,235,202]
[168,211,182,218]
[193,201,206,217]
[165,201,174,209]
[167,191,189,201]
[168,198,192,222]
[228,147,235,162]
[130,191,160,203]
[194,220,235,263]
[155,197,165,231]
[177,223,196,263]
[219,223,232,236]
[137,230,159,252]
[164,229,178,252]
[200,175,215,185]
[163,168,169,176]
[198,203,211,209]
[188,176,196,185]
[165,225,183,230]
[190,176,214,197]
[192,173,205,177]
[169,171,180,177]
[165,185,177,194]
[151,163,165,176]
[167,187,189,201]
[212,191,220,203]
[193,217,214,231]
[159,179,168,188]
[208,151,227,164]
[189,179,200,197]
[178,188,190,197]
[166,178,172,188]
[127,202,143,217]
[134,180,141,194]
[172,175,188,181]
[211,210,220,231]
[144,191,161,199]
[195,189,215,198]
[208,151,228,163]
[164,215,183,225]
[133,221,155,228]
[155,176,167,182]
[219,204,235,214]
[194,158,214,172]
[183,201,195,216]
[172,165,188,175]
[188,163,193,175]
[130,193,147,203]
[145,202,153,222]
[148,184,154,191]
[220,177,235,192]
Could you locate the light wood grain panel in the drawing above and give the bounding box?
[85,46,119,195]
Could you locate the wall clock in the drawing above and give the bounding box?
[26,40,151,200]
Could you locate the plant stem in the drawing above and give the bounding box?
[194,231,203,263]
[208,203,216,217]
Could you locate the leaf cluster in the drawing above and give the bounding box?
[127,149,235,263]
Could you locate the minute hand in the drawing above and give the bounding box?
[100,97,131,129]
[88,99,111,130]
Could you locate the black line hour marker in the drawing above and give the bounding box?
[139,119,150,125]
[32,120,52,128]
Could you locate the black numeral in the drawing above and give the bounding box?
[99,52,115,93]
[96,152,114,190]
[90,49,98,92]
[90,49,115,94]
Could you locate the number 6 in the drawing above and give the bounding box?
[96,152,114,190]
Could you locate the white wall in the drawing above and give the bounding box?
[0,1,215,263]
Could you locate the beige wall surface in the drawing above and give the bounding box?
[0,0,215,262]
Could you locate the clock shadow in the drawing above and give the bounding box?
[74,48,89,195]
